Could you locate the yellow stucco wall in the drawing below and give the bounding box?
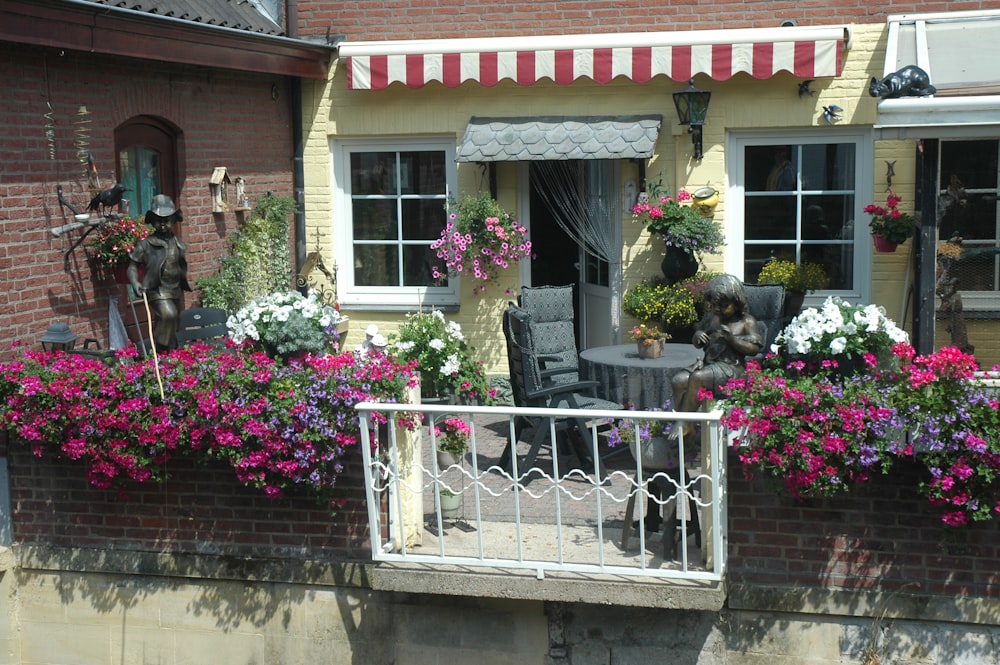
[302,23,930,375]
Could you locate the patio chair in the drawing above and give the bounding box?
[742,283,786,359]
[517,284,581,386]
[500,303,622,481]
[174,307,229,347]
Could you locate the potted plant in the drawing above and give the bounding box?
[757,258,830,316]
[630,323,667,359]
[622,271,720,341]
[771,296,909,370]
[864,191,916,252]
[227,290,347,360]
[433,416,471,467]
[438,488,463,519]
[631,178,724,283]
[389,309,496,404]
[606,405,687,470]
[87,214,150,283]
[430,192,533,296]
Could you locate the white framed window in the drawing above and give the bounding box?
[726,131,872,305]
[332,137,459,309]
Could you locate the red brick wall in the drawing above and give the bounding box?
[298,0,1000,41]
[4,440,372,559]
[7,433,997,597]
[0,43,296,358]
[727,451,1000,599]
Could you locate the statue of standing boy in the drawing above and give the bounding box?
[127,195,191,351]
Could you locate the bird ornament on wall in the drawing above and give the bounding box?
[821,105,843,124]
[88,183,130,215]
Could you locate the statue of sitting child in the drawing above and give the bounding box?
[670,274,762,438]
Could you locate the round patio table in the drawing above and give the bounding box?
[579,343,703,411]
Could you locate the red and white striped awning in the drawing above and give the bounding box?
[340,25,850,90]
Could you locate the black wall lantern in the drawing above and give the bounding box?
[39,322,78,352]
[673,79,712,160]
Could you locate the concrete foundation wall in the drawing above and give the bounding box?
[1,547,998,665]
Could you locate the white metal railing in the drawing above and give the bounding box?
[356,402,727,581]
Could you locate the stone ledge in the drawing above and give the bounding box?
[368,561,727,610]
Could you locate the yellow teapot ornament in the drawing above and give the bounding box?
[691,186,719,217]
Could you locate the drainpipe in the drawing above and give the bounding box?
[286,0,307,285]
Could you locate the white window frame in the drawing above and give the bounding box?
[725,129,873,307]
[332,137,459,309]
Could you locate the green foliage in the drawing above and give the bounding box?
[622,271,721,328]
[196,195,297,314]
[757,258,829,293]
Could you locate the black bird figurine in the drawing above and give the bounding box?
[822,105,843,124]
[798,79,816,98]
[87,183,129,214]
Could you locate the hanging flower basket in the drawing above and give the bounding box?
[864,192,915,246]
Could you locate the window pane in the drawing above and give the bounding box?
[802,243,854,290]
[745,245,794,282]
[941,141,997,190]
[352,200,398,240]
[746,145,797,192]
[403,245,439,286]
[401,199,445,240]
[118,146,160,215]
[802,194,854,241]
[801,144,855,190]
[940,140,999,292]
[351,152,397,194]
[354,244,400,286]
[399,151,446,195]
[746,197,796,240]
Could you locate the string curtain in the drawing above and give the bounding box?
[531,160,623,337]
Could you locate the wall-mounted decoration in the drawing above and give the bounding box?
[821,105,843,124]
[868,66,936,99]
[233,176,250,211]
[210,167,231,213]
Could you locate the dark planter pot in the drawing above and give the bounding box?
[660,245,699,285]
[784,290,806,318]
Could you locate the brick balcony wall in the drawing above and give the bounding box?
[3,439,373,560]
[5,433,998,601]
[727,450,1000,599]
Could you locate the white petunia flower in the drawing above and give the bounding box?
[445,320,464,341]
[440,354,461,375]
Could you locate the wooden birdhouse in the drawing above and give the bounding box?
[209,167,231,213]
